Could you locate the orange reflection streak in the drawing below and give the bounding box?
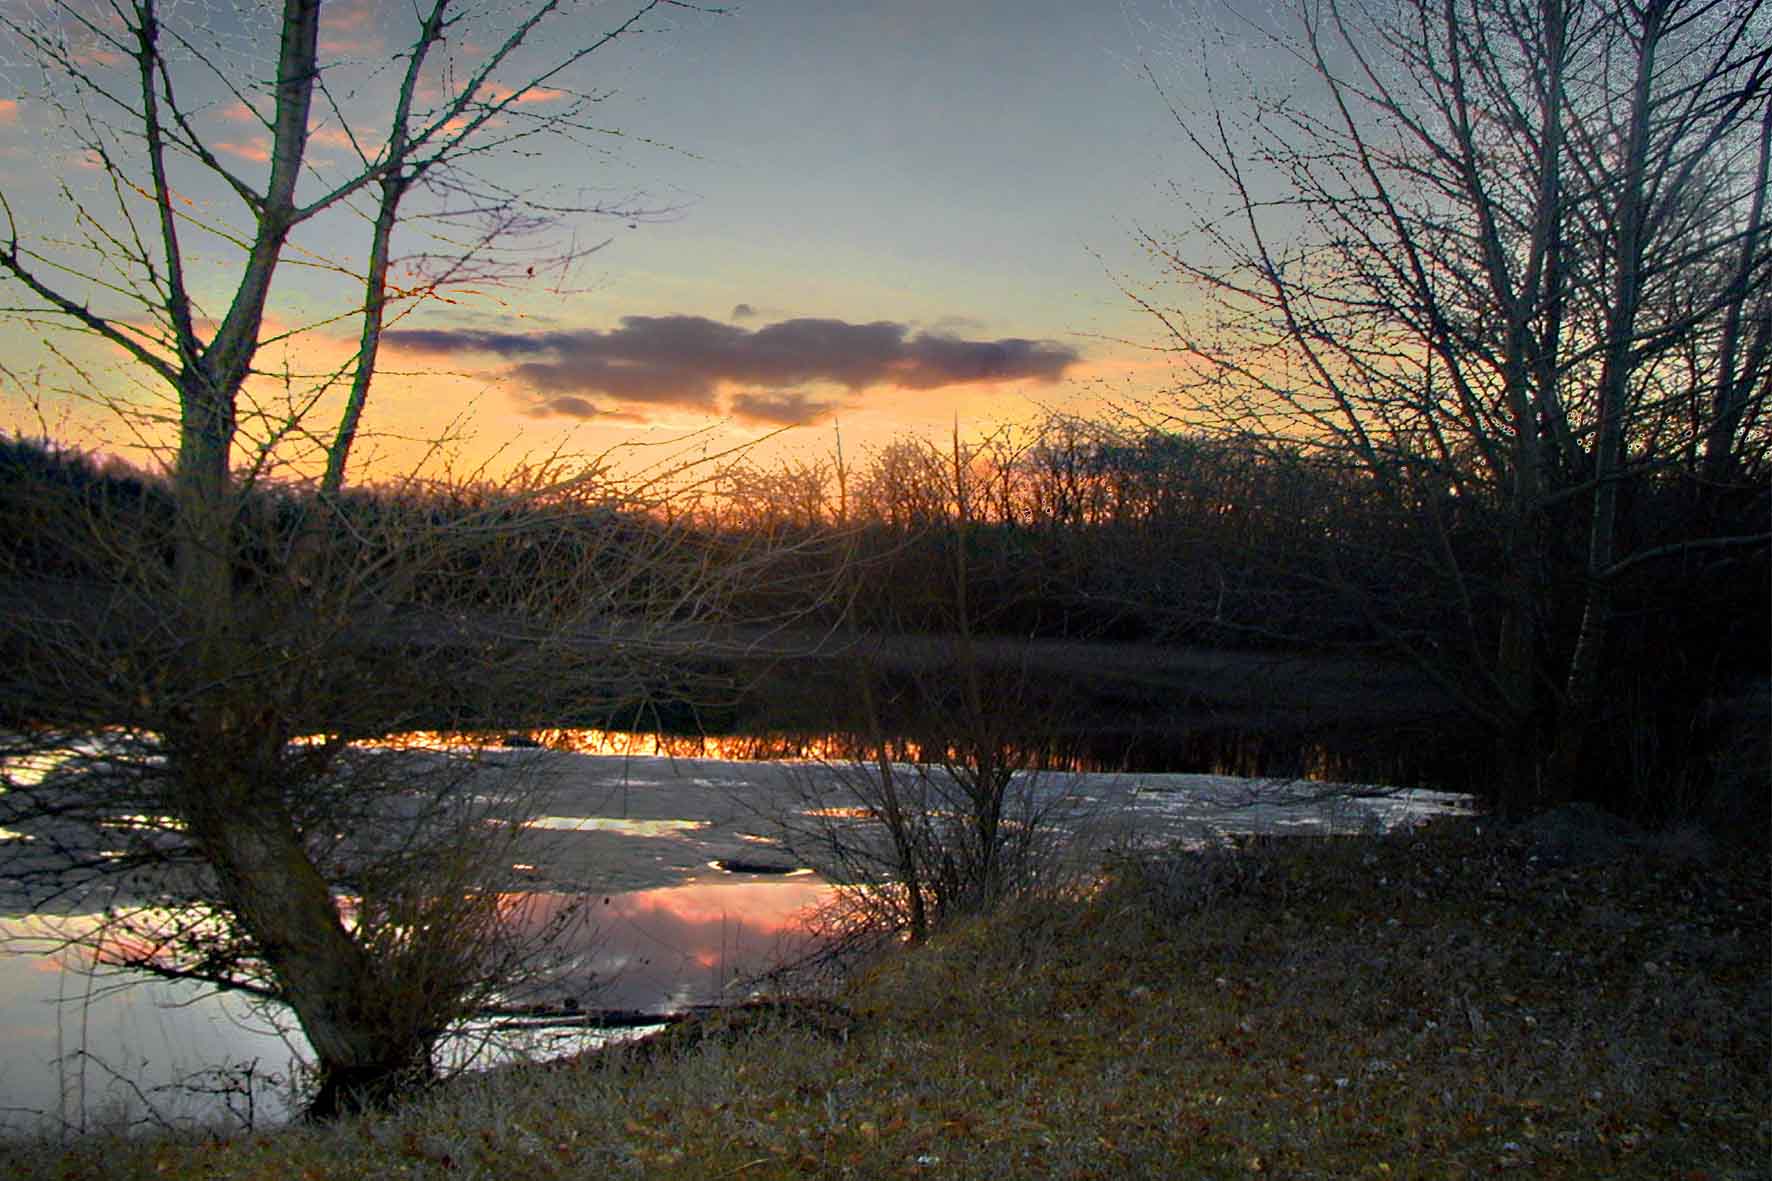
[526,729,857,762]
[348,728,862,762]
[348,727,1105,771]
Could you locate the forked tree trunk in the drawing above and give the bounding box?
[169,466,440,1115]
[155,0,443,1115]
[169,742,438,1116]
[1549,1,1663,795]
[172,363,439,1116]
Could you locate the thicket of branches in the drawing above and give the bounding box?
[0,433,752,733]
[705,412,1766,827]
[0,429,776,1116]
[0,0,746,1119]
[1130,0,1770,816]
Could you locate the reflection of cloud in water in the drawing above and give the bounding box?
[0,877,832,1133]
[0,913,302,1135]
[519,881,829,1012]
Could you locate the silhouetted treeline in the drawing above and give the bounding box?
[703,420,1767,829]
[710,425,1762,651]
[3,427,1765,830]
[0,436,709,616]
[0,436,761,740]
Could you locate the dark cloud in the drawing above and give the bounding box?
[522,395,648,422]
[731,303,757,320]
[899,334,1076,388]
[386,315,1080,411]
[528,395,601,419]
[729,391,840,426]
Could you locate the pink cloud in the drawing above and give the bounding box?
[319,0,384,55]
[217,140,270,164]
[306,126,359,153]
[0,100,17,125]
[387,316,1083,414]
[415,77,569,113]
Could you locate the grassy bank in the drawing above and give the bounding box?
[3,817,1766,1179]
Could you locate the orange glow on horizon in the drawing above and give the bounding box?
[6,306,1165,491]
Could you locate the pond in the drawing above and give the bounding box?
[0,734,1471,1137]
[0,877,830,1137]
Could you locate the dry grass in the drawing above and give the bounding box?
[3,817,1766,1179]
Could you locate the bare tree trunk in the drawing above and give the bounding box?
[320,0,447,499]
[169,384,443,1113]
[153,3,422,1112]
[1701,102,1772,493]
[170,751,432,1115]
[5,0,728,1120]
[1551,1,1664,789]
[160,0,453,1115]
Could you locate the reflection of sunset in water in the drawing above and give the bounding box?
[616,881,827,928]
[0,876,836,1132]
[352,727,1127,773]
[799,805,878,820]
[352,728,854,761]
[517,880,830,1011]
[531,729,855,762]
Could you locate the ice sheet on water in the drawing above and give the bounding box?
[524,816,710,837]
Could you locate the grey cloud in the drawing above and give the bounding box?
[731,303,757,320]
[522,395,647,423]
[384,328,560,355]
[729,391,840,426]
[900,334,1077,388]
[386,315,1080,410]
[529,395,601,418]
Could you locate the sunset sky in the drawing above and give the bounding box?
[0,0,1275,478]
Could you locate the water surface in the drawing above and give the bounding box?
[0,876,828,1137]
[0,741,1468,1136]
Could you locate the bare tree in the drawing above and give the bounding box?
[1135,0,1770,813]
[0,0,740,1116]
[774,429,1085,947]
